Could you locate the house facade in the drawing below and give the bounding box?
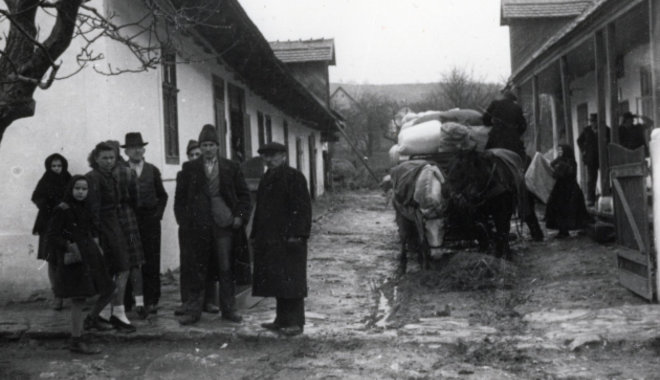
[502,0,656,201]
[0,0,339,300]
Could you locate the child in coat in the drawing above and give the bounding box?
[47,175,115,354]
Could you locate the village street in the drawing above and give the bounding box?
[3,190,660,379]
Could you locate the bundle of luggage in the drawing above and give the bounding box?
[389,108,492,163]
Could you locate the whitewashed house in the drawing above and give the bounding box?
[0,0,340,300]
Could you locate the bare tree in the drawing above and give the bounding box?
[338,92,400,157]
[436,66,501,111]
[0,0,228,145]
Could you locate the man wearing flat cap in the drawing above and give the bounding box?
[122,132,168,314]
[251,141,312,337]
[174,124,251,325]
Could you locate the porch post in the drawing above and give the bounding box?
[606,23,619,145]
[650,0,660,126]
[532,74,540,153]
[594,29,611,196]
[559,56,573,144]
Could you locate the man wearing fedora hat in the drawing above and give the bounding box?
[173,139,221,316]
[251,141,312,336]
[174,124,251,325]
[122,132,168,314]
[578,114,600,206]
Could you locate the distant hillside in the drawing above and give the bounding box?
[330,82,441,104]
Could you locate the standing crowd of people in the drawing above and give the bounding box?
[31,125,312,354]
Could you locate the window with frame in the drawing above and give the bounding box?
[162,49,179,164]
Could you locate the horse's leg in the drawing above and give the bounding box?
[395,211,409,272]
[474,216,491,252]
[492,193,514,260]
[414,212,429,270]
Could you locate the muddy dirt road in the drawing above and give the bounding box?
[3,190,660,379]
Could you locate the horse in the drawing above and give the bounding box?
[388,160,446,271]
[444,148,526,260]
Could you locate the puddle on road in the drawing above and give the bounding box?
[372,281,398,328]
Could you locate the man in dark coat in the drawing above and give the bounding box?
[483,90,544,242]
[252,142,312,337]
[174,124,251,325]
[577,114,599,206]
[122,132,168,314]
[174,140,221,316]
[483,90,527,159]
[618,112,648,154]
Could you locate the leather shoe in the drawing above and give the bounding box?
[178,314,200,326]
[203,303,220,314]
[83,315,113,332]
[69,338,101,355]
[221,311,243,323]
[135,306,149,320]
[147,304,158,314]
[260,322,280,332]
[109,316,136,333]
[279,326,303,337]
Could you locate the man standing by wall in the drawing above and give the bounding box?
[174,124,251,325]
[252,142,312,337]
[122,132,168,314]
[577,114,599,207]
[174,140,220,316]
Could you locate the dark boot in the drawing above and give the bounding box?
[218,271,242,323]
[69,337,101,355]
[83,314,113,332]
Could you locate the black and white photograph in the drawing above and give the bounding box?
[2,0,660,378]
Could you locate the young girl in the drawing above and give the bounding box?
[31,153,72,310]
[545,144,591,238]
[86,142,136,332]
[47,175,115,354]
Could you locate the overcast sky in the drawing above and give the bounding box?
[241,0,511,85]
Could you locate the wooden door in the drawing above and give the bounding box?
[213,77,227,158]
[608,143,653,300]
[228,84,247,162]
[308,134,317,200]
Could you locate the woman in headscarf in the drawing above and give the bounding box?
[31,153,72,310]
[545,144,591,238]
[46,175,115,354]
[86,142,136,332]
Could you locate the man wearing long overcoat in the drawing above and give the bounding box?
[577,114,599,206]
[251,142,312,337]
[174,124,251,325]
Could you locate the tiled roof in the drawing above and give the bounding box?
[502,0,593,23]
[509,0,607,82]
[269,38,336,64]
